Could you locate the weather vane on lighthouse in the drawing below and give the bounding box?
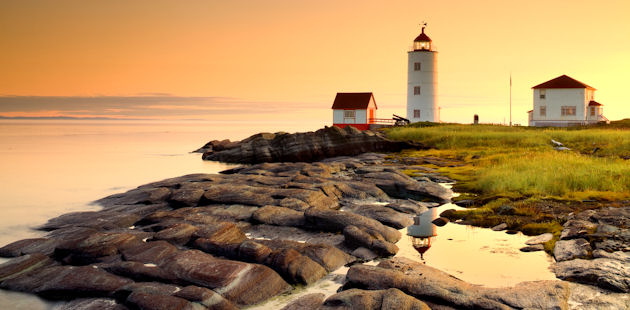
[421,21,427,32]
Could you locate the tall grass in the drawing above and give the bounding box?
[476,151,630,199]
[386,124,630,199]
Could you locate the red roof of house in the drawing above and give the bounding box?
[414,28,432,42]
[331,92,377,109]
[588,100,603,106]
[532,75,595,90]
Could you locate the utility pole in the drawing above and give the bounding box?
[509,73,512,127]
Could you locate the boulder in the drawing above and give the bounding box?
[552,258,630,292]
[153,223,198,245]
[561,220,598,240]
[0,238,58,257]
[362,172,452,203]
[159,250,291,306]
[125,291,202,310]
[265,249,327,285]
[344,204,413,229]
[95,187,171,207]
[120,240,180,266]
[281,293,325,310]
[321,288,430,310]
[54,232,142,264]
[257,239,353,272]
[304,208,401,243]
[491,223,507,231]
[554,239,592,262]
[192,222,247,257]
[343,225,398,256]
[0,253,56,282]
[525,233,553,245]
[101,261,177,283]
[237,240,273,264]
[592,249,630,262]
[252,206,305,227]
[384,200,431,215]
[351,247,378,261]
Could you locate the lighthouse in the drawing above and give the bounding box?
[407,24,438,122]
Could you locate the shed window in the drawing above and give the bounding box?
[539,89,546,99]
[343,110,356,118]
[413,110,420,118]
[540,106,546,116]
[414,86,421,95]
[561,106,576,116]
[414,62,421,71]
[590,107,596,116]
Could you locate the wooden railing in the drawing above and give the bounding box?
[369,118,396,125]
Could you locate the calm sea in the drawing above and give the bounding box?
[0,119,321,309]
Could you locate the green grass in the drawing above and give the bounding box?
[387,123,630,200]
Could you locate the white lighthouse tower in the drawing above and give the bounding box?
[407,25,438,122]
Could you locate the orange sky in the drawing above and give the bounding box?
[1,0,629,124]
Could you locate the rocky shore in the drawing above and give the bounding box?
[1,127,628,309]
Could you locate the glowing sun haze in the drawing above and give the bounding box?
[1,0,629,124]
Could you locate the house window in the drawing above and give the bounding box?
[413,110,420,118]
[539,89,546,99]
[540,106,546,116]
[343,110,356,118]
[414,86,421,95]
[590,107,596,116]
[414,62,421,71]
[561,106,576,116]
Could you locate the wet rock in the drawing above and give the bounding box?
[554,238,592,262]
[192,222,247,257]
[453,199,474,207]
[552,258,630,292]
[96,187,171,207]
[0,238,58,257]
[281,293,325,310]
[101,261,177,283]
[252,206,305,227]
[153,223,198,245]
[237,240,272,264]
[1,265,133,299]
[343,225,398,256]
[265,248,327,285]
[520,244,544,252]
[257,239,353,272]
[351,247,378,261]
[120,240,179,266]
[160,250,291,306]
[169,187,205,208]
[525,233,553,245]
[54,232,142,264]
[201,126,420,164]
[305,208,401,243]
[384,200,432,215]
[561,220,597,240]
[0,253,56,282]
[432,217,449,227]
[40,210,142,231]
[173,285,238,310]
[125,291,201,310]
[346,258,570,309]
[345,204,413,229]
[321,288,430,310]
[364,172,452,203]
[55,298,128,310]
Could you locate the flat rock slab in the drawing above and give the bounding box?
[525,233,553,245]
[345,257,571,309]
[552,258,630,293]
[554,238,592,262]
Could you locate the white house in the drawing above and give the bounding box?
[331,92,377,131]
[407,26,439,123]
[528,75,608,127]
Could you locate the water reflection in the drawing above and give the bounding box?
[407,208,437,259]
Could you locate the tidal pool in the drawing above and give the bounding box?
[396,201,556,288]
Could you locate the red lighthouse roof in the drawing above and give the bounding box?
[414,27,432,42]
[532,75,595,90]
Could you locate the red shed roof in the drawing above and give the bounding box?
[532,75,595,90]
[588,100,603,106]
[331,92,377,109]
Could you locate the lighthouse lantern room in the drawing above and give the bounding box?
[407,24,439,123]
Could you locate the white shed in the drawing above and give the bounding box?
[331,92,377,130]
[528,75,609,127]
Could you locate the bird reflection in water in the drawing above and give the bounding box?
[407,208,438,260]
